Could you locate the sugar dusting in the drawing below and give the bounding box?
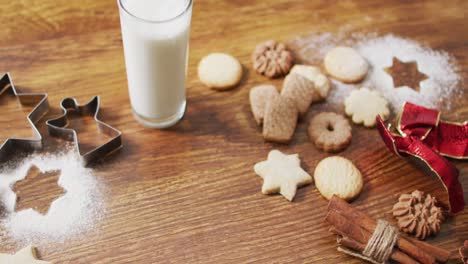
[0,150,105,246]
[289,33,462,111]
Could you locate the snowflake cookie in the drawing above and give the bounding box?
[344,87,390,127]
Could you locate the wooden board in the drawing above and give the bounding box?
[0,0,467,262]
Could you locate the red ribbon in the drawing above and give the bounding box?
[376,102,467,214]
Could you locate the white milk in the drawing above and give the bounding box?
[118,0,192,128]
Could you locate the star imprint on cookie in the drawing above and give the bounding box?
[254,150,312,201]
[0,245,51,264]
[384,57,428,92]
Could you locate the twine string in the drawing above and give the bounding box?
[339,219,399,264]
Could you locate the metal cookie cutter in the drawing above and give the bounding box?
[46,96,122,166]
[0,72,49,162]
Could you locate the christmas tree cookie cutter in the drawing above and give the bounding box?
[46,96,122,166]
[0,72,49,162]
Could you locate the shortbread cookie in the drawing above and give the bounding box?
[290,65,331,102]
[198,53,243,90]
[324,46,369,83]
[252,40,294,78]
[308,112,352,152]
[263,96,298,143]
[344,87,390,127]
[314,156,363,201]
[254,150,312,201]
[249,85,279,125]
[281,73,315,116]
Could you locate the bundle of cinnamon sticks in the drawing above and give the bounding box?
[325,195,449,264]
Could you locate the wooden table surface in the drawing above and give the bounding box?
[0,0,467,263]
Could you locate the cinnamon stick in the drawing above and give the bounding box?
[328,195,447,263]
[326,210,421,264]
[408,237,450,263]
[331,228,419,264]
[337,236,418,264]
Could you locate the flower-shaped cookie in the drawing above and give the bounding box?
[392,190,445,240]
[344,87,390,127]
[252,40,294,78]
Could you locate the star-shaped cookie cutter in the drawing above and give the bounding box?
[0,72,49,162]
[46,96,122,166]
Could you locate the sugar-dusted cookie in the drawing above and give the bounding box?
[280,73,315,116]
[344,87,390,127]
[249,84,279,125]
[324,46,369,83]
[290,65,331,102]
[314,156,363,201]
[308,112,352,152]
[198,53,243,90]
[252,40,294,78]
[254,149,312,201]
[263,96,298,143]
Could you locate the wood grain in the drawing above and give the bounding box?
[0,0,467,263]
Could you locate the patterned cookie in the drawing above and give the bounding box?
[324,46,369,83]
[290,65,331,102]
[249,85,279,125]
[263,96,298,143]
[308,112,352,152]
[254,150,312,201]
[280,73,315,116]
[314,156,363,201]
[252,40,294,78]
[344,87,390,127]
[198,53,243,90]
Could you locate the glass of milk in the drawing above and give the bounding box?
[118,0,193,128]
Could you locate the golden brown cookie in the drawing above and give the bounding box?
[249,84,279,125]
[280,73,315,117]
[314,156,363,201]
[263,96,298,143]
[252,40,294,78]
[392,190,445,240]
[308,112,352,152]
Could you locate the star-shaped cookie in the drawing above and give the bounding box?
[254,150,312,201]
[384,57,428,92]
[0,245,51,264]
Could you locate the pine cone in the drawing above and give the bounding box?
[392,190,445,240]
[252,40,294,78]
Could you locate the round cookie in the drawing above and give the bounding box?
[252,40,294,78]
[314,156,363,201]
[324,46,369,83]
[198,53,242,90]
[308,112,351,152]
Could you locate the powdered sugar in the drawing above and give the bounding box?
[289,33,461,111]
[0,150,104,246]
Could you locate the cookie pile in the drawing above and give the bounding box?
[250,64,331,143]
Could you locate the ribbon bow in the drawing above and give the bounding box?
[376,102,467,214]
